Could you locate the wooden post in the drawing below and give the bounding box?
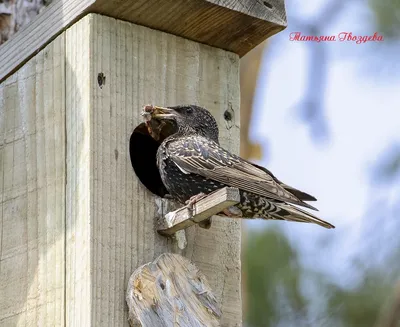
[0,2,286,326]
[126,253,221,327]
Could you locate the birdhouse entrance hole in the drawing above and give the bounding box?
[129,123,168,197]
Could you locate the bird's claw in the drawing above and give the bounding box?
[185,192,207,211]
[219,206,242,217]
[185,192,208,205]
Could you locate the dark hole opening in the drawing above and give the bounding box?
[129,120,176,198]
[263,1,273,9]
[223,110,232,121]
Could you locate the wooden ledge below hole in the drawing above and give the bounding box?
[157,187,240,237]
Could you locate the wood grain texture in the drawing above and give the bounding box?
[0,0,286,82]
[0,0,51,46]
[0,35,65,326]
[126,253,221,327]
[158,187,240,236]
[90,0,287,57]
[0,0,95,82]
[65,17,91,327]
[65,14,242,326]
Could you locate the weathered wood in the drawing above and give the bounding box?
[1,12,244,326]
[158,187,240,236]
[0,35,65,326]
[0,0,287,82]
[0,0,94,83]
[90,0,287,57]
[65,16,91,326]
[126,253,221,327]
[65,14,242,326]
[0,0,50,45]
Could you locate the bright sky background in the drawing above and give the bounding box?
[246,0,400,284]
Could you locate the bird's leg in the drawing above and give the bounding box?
[185,192,207,215]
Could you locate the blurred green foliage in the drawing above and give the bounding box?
[243,1,400,326]
[369,0,400,39]
[329,273,397,327]
[244,228,400,327]
[244,229,307,327]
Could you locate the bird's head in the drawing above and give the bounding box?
[143,104,219,142]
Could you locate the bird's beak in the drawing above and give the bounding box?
[149,106,176,120]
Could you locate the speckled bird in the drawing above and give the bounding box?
[144,104,335,229]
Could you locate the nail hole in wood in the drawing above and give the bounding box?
[263,1,273,9]
[97,72,106,89]
[223,110,232,121]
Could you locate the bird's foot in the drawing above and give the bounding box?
[184,192,208,215]
[185,193,212,229]
[218,206,243,218]
[185,192,208,208]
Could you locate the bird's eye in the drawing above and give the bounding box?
[186,107,193,114]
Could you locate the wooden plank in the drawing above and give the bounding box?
[90,0,287,56]
[0,0,95,83]
[65,16,91,327]
[65,14,242,326]
[0,35,65,326]
[126,253,221,327]
[0,0,286,83]
[158,187,241,236]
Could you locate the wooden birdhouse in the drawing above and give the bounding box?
[0,1,286,326]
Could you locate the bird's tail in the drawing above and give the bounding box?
[220,192,335,229]
[268,202,335,229]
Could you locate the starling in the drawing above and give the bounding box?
[143,105,335,229]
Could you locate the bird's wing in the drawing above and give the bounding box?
[248,162,317,201]
[166,136,318,210]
